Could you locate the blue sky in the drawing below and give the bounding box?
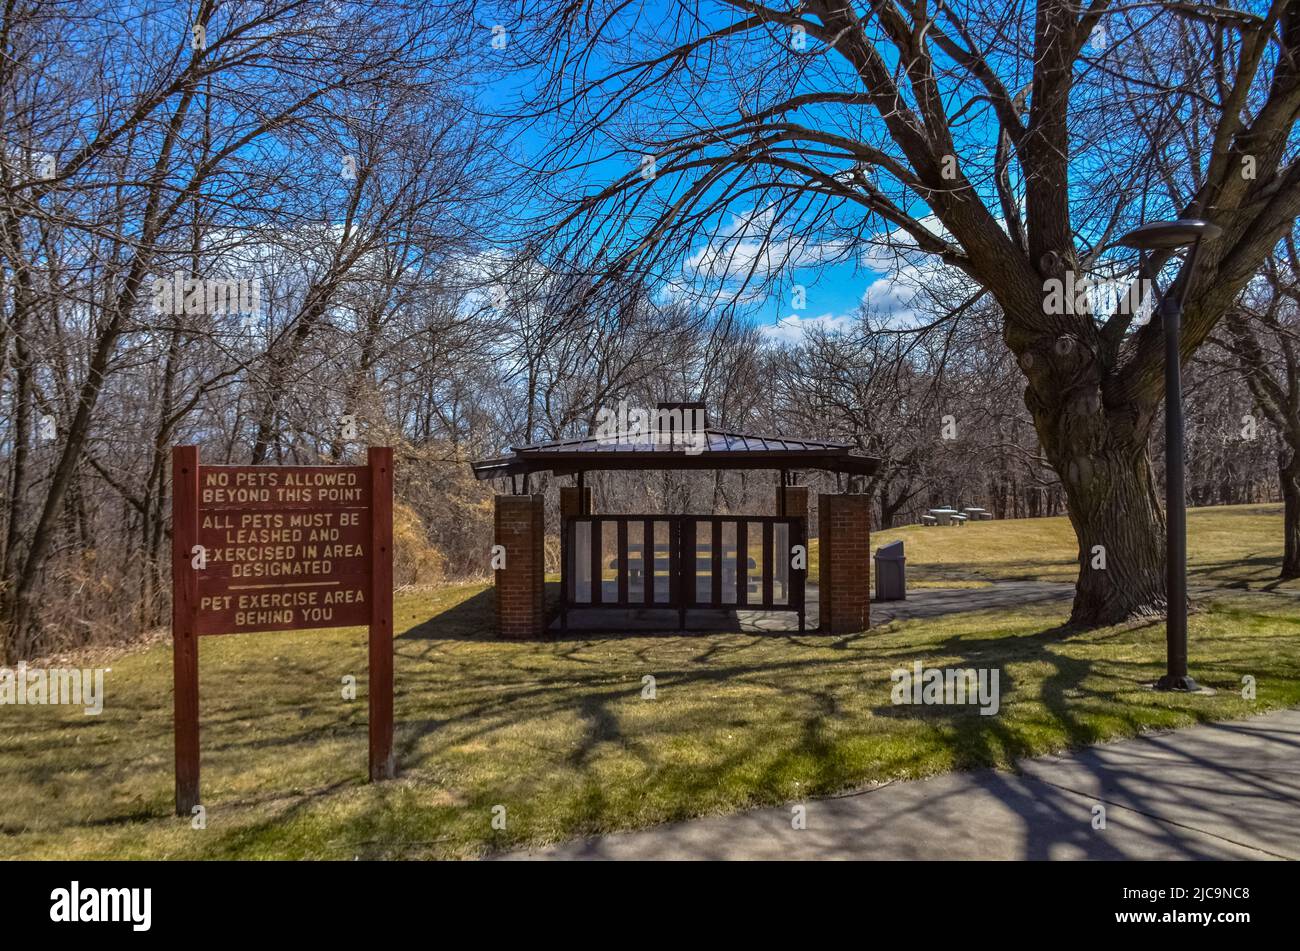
[718,240,907,342]
[464,0,1240,347]
[471,1,1006,343]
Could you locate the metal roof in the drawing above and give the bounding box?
[471,427,880,479]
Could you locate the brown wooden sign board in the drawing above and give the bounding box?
[171,446,395,816]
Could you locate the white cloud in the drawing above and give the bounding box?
[854,218,978,327]
[862,277,921,323]
[760,311,856,343]
[681,207,850,286]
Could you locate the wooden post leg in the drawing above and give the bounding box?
[369,447,395,781]
[172,446,200,816]
[173,627,200,815]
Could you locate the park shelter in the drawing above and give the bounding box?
[470,403,880,637]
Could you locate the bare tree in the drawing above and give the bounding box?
[487,0,1300,625]
[0,0,487,658]
[1216,233,1300,576]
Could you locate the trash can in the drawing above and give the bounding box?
[874,540,906,601]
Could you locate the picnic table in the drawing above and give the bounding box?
[922,506,995,526]
[926,508,966,526]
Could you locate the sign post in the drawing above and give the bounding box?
[367,446,395,780]
[170,445,395,815]
[172,446,200,816]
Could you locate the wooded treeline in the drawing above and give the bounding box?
[1,2,1296,659]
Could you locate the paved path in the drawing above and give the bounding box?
[551,580,1074,634]
[503,708,1300,860]
[871,580,1073,624]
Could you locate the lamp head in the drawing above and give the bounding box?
[1118,218,1223,251]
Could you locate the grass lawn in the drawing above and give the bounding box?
[2,504,1298,859]
[867,502,1300,589]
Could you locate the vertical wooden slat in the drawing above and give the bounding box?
[560,515,569,632]
[644,519,655,605]
[736,520,748,606]
[368,446,395,781]
[172,446,200,816]
[617,518,629,604]
[711,519,722,607]
[676,518,687,629]
[762,520,773,607]
[590,517,603,604]
[672,518,683,607]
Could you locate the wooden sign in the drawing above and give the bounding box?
[171,446,395,816]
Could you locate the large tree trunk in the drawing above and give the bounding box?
[1053,431,1169,626]
[1019,332,1170,627]
[1281,450,1300,580]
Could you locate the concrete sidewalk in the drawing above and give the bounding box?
[549,580,1074,635]
[503,708,1300,860]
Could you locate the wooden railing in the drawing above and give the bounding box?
[561,514,806,632]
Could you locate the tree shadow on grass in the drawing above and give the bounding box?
[532,617,1282,860]
[115,596,1291,859]
[400,585,499,642]
[848,619,1288,859]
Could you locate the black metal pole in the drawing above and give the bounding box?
[1156,240,1203,692]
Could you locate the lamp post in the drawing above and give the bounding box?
[1118,218,1222,691]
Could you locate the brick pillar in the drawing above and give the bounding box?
[495,494,546,639]
[817,493,872,634]
[559,486,592,519]
[776,485,808,521]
